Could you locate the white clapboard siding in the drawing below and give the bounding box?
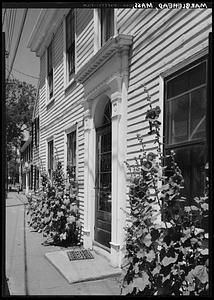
[36,8,211,233]
[116,8,212,212]
[37,9,99,224]
[76,8,94,72]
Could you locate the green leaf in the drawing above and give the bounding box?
[200,249,209,255]
[161,254,178,266]
[190,205,199,211]
[152,265,161,276]
[201,203,209,210]
[132,272,150,292]
[146,249,156,262]
[121,283,134,295]
[136,249,146,259]
[144,233,152,247]
[193,265,208,284]
[184,206,191,213]
[160,184,169,191]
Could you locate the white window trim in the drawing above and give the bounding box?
[159,47,208,78]
[63,123,78,179]
[46,135,54,175]
[46,39,55,106]
[63,9,77,91]
[94,8,117,54]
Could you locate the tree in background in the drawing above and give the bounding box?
[6,79,37,185]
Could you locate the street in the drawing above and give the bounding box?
[5,192,121,295]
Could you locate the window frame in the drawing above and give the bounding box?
[64,9,76,86]
[64,124,78,179]
[164,57,208,202]
[47,138,54,181]
[46,40,54,102]
[100,8,115,47]
[67,130,77,178]
[34,117,39,148]
[94,8,116,53]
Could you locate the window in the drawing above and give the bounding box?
[47,41,53,99]
[48,140,54,180]
[100,8,114,46]
[35,117,39,147]
[34,166,39,191]
[66,9,75,81]
[165,59,207,203]
[67,130,76,178]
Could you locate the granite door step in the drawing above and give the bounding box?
[45,249,121,284]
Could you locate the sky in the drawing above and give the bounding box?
[2,8,41,87]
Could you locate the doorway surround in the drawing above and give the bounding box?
[75,34,133,267]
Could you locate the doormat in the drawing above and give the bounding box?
[67,249,94,261]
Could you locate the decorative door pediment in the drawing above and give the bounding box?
[75,34,133,100]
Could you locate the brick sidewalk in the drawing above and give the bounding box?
[5,192,121,295]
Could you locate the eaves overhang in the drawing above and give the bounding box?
[75,34,133,85]
[27,8,70,57]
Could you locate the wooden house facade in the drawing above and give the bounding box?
[28,7,212,267]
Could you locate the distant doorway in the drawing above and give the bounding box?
[94,101,112,248]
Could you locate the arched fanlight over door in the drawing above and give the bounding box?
[102,100,112,126]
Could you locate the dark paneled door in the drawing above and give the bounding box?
[95,125,111,248]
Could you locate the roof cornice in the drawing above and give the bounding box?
[27,8,70,57]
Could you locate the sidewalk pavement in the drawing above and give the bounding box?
[5,192,122,296]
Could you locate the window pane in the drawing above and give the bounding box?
[101,132,111,153]
[167,61,206,98]
[66,10,74,49]
[47,42,52,73]
[190,87,206,140]
[67,131,76,167]
[66,9,75,77]
[99,172,111,212]
[166,144,206,203]
[48,140,53,170]
[167,94,189,144]
[101,9,114,45]
[100,153,111,172]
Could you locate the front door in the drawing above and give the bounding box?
[95,125,111,248]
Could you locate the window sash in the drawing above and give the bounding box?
[164,59,208,203]
[66,9,75,78]
[166,86,207,146]
[67,131,76,168]
[47,42,53,74]
[47,42,53,99]
[101,8,114,46]
[48,140,53,171]
[34,117,39,147]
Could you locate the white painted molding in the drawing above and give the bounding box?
[28,9,70,57]
[159,46,208,78]
[109,242,120,250]
[75,34,133,84]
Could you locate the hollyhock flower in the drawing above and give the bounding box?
[141,160,153,172]
[147,152,156,162]
[67,215,76,224]
[172,173,183,185]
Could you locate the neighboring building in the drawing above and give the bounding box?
[28,8,212,267]
[32,94,40,192]
[20,137,33,194]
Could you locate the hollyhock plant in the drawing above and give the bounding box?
[26,161,82,246]
[120,85,209,296]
